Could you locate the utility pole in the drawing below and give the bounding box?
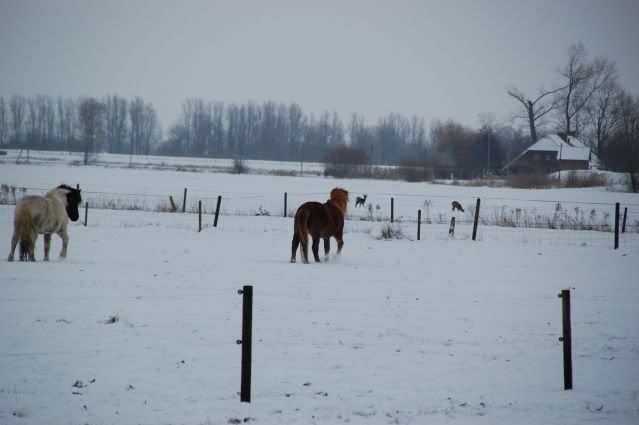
[486,133,491,177]
[369,144,373,172]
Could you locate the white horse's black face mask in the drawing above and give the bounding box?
[64,188,82,222]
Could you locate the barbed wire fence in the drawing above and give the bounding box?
[1,184,638,252]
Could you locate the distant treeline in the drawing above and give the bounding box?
[0,94,531,175]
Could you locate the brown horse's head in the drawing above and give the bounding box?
[329,187,349,216]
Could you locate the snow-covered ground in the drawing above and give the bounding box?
[0,156,638,424]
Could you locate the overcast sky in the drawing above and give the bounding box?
[1,0,638,132]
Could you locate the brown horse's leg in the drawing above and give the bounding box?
[291,232,300,263]
[301,234,309,264]
[336,230,344,254]
[43,233,51,261]
[8,231,18,261]
[323,237,330,261]
[311,234,321,262]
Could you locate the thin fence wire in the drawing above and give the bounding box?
[2,187,638,251]
[0,285,636,358]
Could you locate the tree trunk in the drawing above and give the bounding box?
[527,100,537,143]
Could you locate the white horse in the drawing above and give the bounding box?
[8,184,82,262]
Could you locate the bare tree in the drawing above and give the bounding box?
[286,103,305,161]
[26,97,38,148]
[10,95,26,146]
[141,102,161,155]
[556,42,617,137]
[610,93,639,192]
[56,97,77,150]
[583,78,622,156]
[210,101,225,156]
[105,95,128,154]
[44,96,55,147]
[0,96,7,146]
[507,86,562,143]
[129,97,161,157]
[78,97,104,164]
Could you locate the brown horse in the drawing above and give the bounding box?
[8,184,82,262]
[291,187,349,263]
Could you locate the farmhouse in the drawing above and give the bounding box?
[505,134,599,174]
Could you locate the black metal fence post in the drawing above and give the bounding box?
[417,210,421,240]
[622,207,627,234]
[391,197,394,223]
[84,202,88,227]
[614,202,620,249]
[198,200,202,232]
[472,198,481,241]
[237,285,253,403]
[182,188,187,213]
[284,192,287,218]
[558,289,573,390]
[449,216,455,237]
[214,196,222,227]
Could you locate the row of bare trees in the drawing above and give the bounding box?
[160,99,428,164]
[0,95,161,164]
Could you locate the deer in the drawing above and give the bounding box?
[451,201,464,212]
[355,193,367,207]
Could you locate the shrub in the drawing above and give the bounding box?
[0,184,26,205]
[231,158,247,174]
[377,223,406,240]
[269,169,298,177]
[505,173,555,189]
[323,145,369,178]
[563,171,606,188]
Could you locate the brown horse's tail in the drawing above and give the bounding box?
[294,207,309,248]
[14,208,37,261]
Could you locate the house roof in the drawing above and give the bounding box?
[504,134,594,169]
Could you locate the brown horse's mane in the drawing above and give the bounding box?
[329,187,349,216]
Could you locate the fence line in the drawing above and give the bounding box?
[1,334,635,359]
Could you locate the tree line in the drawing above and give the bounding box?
[0,95,161,164]
[0,92,528,177]
[0,42,636,188]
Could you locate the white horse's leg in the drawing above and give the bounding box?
[43,233,51,261]
[28,235,36,261]
[58,230,69,258]
[8,231,18,261]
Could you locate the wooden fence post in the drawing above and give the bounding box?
[214,195,222,227]
[182,188,187,213]
[237,285,253,403]
[198,200,202,232]
[84,202,88,227]
[472,198,481,241]
[284,192,287,218]
[391,197,394,223]
[449,216,455,237]
[558,289,573,390]
[622,207,627,234]
[614,202,620,249]
[169,196,177,212]
[417,209,421,240]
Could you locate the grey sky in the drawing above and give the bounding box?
[1,0,638,132]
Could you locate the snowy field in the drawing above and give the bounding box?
[1,156,638,424]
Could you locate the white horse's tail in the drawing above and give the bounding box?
[14,205,37,261]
